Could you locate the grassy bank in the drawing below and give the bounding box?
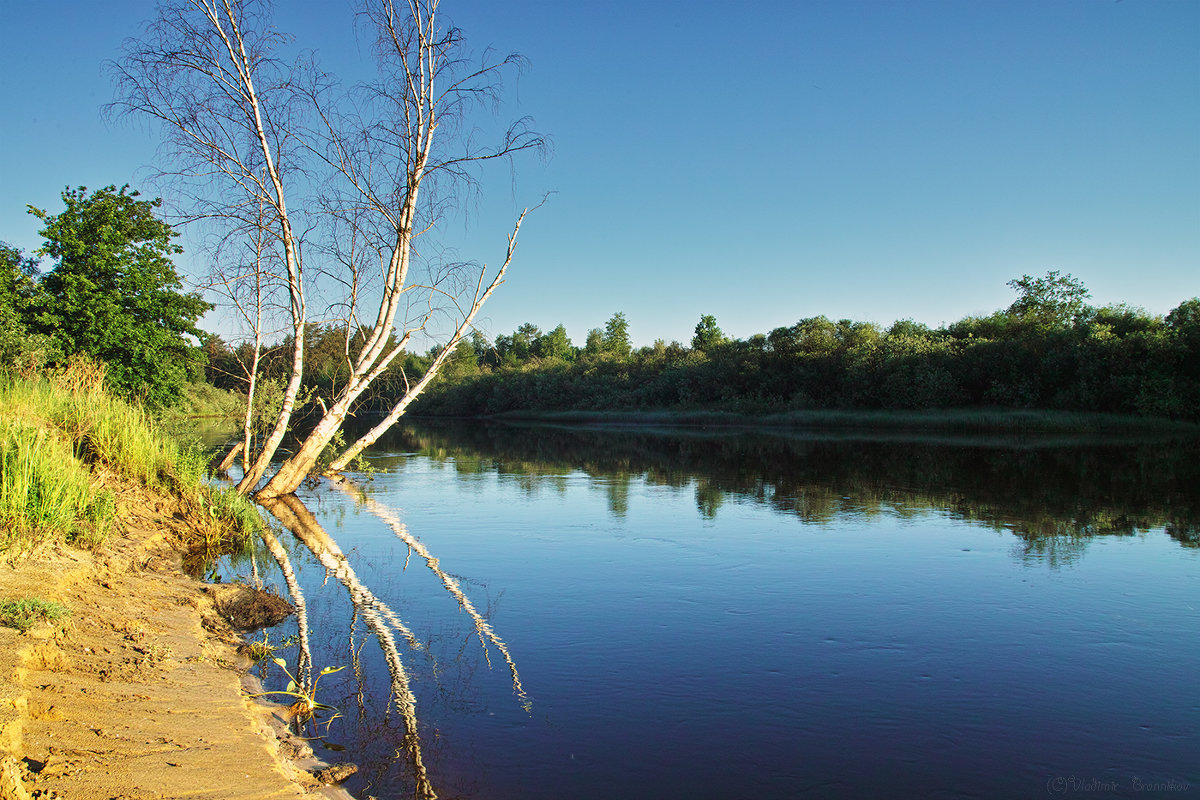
[0,360,261,558]
[173,381,247,420]
[488,407,1200,435]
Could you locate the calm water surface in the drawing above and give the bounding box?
[222,422,1199,800]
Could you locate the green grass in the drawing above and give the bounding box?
[2,359,206,491]
[0,596,71,632]
[0,417,114,553]
[1,358,262,557]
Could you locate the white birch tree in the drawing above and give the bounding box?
[110,0,309,493]
[113,0,543,498]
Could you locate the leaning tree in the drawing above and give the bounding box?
[112,0,543,497]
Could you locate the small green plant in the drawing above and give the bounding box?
[246,631,299,663]
[251,658,345,733]
[350,451,381,478]
[0,597,71,632]
[247,632,279,663]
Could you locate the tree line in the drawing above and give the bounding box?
[7,187,1196,435]
[407,273,1200,422]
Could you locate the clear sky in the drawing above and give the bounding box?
[2,0,1197,348]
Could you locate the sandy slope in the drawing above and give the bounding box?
[0,471,350,800]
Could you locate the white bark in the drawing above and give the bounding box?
[115,0,541,497]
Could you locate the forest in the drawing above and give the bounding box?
[5,189,1197,428]
[204,271,1200,424]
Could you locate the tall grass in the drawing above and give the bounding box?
[0,419,113,553]
[0,358,260,557]
[33,358,207,489]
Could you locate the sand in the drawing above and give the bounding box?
[0,470,355,800]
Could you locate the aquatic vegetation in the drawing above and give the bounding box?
[252,657,344,732]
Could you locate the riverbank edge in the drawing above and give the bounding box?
[0,468,355,800]
[477,407,1200,435]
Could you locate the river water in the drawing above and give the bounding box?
[220,421,1199,800]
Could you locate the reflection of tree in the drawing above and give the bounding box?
[373,420,1200,565]
[1166,522,1199,548]
[694,479,724,520]
[258,526,313,689]
[259,495,436,800]
[600,477,630,518]
[334,479,529,711]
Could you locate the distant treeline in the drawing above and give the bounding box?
[201,271,1200,424]
[410,272,1200,422]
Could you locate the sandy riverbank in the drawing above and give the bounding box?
[0,469,354,800]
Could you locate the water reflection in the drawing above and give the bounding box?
[258,525,313,688]
[229,420,1198,800]
[333,479,529,710]
[370,420,1200,567]
[259,495,436,799]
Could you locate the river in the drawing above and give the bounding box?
[218,420,1199,799]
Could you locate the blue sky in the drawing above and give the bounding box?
[1,0,1196,347]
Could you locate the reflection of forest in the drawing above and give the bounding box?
[368,420,1199,565]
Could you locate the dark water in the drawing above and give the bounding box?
[222,421,1199,800]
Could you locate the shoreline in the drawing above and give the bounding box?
[480,407,1200,434]
[0,469,355,800]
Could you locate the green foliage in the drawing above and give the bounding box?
[0,242,58,375]
[602,312,631,358]
[0,597,71,632]
[195,484,262,552]
[28,185,212,409]
[0,416,114,554]
[1006,270,1091,329]
[170,381,247,421]
[534,323,574,361]
[691,314,726,353]
[1166,297,1200,335]
[583,328,604,358]
[410,273,1198,424]
[0,362,262,558]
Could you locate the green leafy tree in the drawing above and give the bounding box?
[512,323,542,362]
[1166,298,1200,339]
[691,314,727,353]
[29,186,212,408]
[1006,270,1091,328]
[583,328,604,358]
[0,243,57,372]
[0,243,39,310]
[1166,297,1200,376]
[603,312,631,358]
[534,323,574,361]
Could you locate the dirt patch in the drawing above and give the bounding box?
[209,584,295,631]
[0,469,352,800]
